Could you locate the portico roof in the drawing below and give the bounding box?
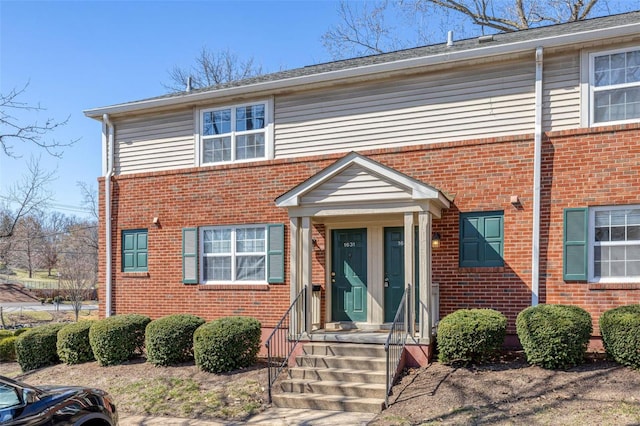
[275,152,450,218]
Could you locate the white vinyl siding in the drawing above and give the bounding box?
[114,110,194,175]
[274,61,536,158]
[543,52,581,131]
[300,164,410,205]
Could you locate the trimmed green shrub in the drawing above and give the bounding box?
[0,336,17,361]
[0,330,13,340]
[57,321,95,365]
[146,314,205,366]
[437,309,507,364]
[13,328,30,337]
[600,304,640,369]
[194,316,261,373]
[89,314,151,366]
[15,323,66,372]
[516,304,592,369]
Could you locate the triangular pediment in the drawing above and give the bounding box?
[275,153,450,214]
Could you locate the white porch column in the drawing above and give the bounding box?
[301,216,313,333]
[418,211,432,343]
[289,217,302,335]
[404,212,415,335]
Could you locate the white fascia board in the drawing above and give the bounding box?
[84,23,640,120]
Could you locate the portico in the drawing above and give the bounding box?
[275,152,450,343]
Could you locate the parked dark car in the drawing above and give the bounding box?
[0,375,117,425]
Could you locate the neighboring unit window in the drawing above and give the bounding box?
[459,211,504,267]
[591,206,640,281]
[591,48,640,124]
[201,103,266,164]
[200,225,268,283]
[122,229,148,272]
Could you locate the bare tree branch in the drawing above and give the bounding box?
[324,0,618,58]
[0,82,77,158]
[164,48,263,93]
[0,156,55,239]
[77,181,99,222]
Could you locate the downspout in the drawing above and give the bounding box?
[103,114,115,317]
[531,47,543,306]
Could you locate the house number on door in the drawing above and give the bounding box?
[343,241,356,247]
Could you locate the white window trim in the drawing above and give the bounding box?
[199,224,268,285]
[196,99,273,166]
[588,204,640,283]
[586,46,640,127]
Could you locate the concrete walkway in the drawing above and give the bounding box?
[120,408,375,425]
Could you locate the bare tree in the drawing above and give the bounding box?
[323,0,634,59]
[164,47,263,92]
[11,215,45,279]
[40,211,72,277]
[0,156,55,239]
[0,82,76,158]
[57,222,97,321]
[77,181,98,222]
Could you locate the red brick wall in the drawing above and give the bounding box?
[97,123,640,335]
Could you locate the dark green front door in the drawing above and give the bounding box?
[384,227,421,323]
[384,227,405,322]
[332,229,367,322]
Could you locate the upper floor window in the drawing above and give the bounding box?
[201,102,267,164]
[591,48,640,125]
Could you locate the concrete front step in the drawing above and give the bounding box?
[271,392,385,413]
[280,378,386,398]
[296,354,386,370]
[302,342,387,358]
[288,366,387,384]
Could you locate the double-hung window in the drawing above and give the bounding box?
[201,226,266,282]
[590,47,640,125]
[564,206,640,282]
[201,103,267,164]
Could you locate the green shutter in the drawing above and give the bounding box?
[267,224,285,283]
[563,208,588,281]
[122,229,148,272]
[182,227,198,284]
[459,212,504,267]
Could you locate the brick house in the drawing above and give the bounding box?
[85,12,640,362]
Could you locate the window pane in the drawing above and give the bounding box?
[203,109,231,135]
[628,226,640,240]
[236,105,265,131]
[610,246,625,261]
[203,256,231,281]
[237,227,265,253]
[628,261,640,276]
[611,226,626,241]
[611,261,625,276]
[236,133,265,160]
[595,227,609,242]
[236,255,265,281]
[628,245,640,260]
[203,137,231,163]
[594,56,610,86]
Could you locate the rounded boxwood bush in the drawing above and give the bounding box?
[146,314,205,366]
[437,309,507,364]
[600,304,640,369]
[57,321,95,365]
[15,323,66,372]
[0,336,17,361]
[89,314,150,366]
[516,304,592,369]
[194,316,261,373]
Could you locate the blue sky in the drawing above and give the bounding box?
[1,1,637,218]
[0,0,346,217]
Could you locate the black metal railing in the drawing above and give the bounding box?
[265,287,307,403]
[384,283,411,408]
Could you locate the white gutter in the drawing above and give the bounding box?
[103,114,115,317]
[531,47,543,306]
[83,22,640,119]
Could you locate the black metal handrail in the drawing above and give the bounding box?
[265,287,307,403]
[384,283,411,408]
